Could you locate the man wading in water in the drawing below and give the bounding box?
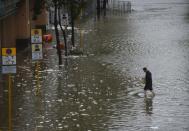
[143,67,155,96]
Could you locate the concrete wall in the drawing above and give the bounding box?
[31,9,48,28]
[0,15,16,48]
[0,0,48,51]
[16,0,30,39]
[0,0,30,49]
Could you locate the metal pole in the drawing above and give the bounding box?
[8,74,12,131]
[36,62,40,95]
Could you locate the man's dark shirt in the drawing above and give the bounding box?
[144,70,152,91]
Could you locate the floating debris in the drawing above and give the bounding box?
[56,99,63,102]
[25,90,31,93]
[100,80,104,83]
[67,84,75,88]
[58,126,63,129]
[18,108,23,110]
[16,83,22,87]
[4,90,8,93]
[150,126,159,129]
[64,125,68,128]
[36,125,43,128]
[39,121,44,124]
[81,113,89,116]
[58,123,62,126]
[92,100,98,105]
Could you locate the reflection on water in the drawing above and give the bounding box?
[144,98,153,115]
[0,0,189,130]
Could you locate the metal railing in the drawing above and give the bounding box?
[0,0,20,19]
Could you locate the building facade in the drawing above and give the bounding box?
[0,0,48,53]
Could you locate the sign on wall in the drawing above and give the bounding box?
[1,48,17,74]
[2,66,17,74]
[31,29,42,43]
[32,44,43,60]
[31,29,43,61]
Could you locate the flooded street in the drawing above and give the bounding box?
[1,0,189,130]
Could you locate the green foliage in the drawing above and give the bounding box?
[60,0,87,20]
[46,0,88,20]
[32,0,89,21]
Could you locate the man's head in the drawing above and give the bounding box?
[143,67,147,72]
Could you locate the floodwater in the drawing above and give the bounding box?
[1,0,189,130]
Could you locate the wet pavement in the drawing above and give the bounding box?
[1,0,189,130]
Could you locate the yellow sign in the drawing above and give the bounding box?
[31,29,42,43]
[2,48,16,56]
[32,44,42,52]
[31,29,42,36]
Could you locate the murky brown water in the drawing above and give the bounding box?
[1,0,189,130]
